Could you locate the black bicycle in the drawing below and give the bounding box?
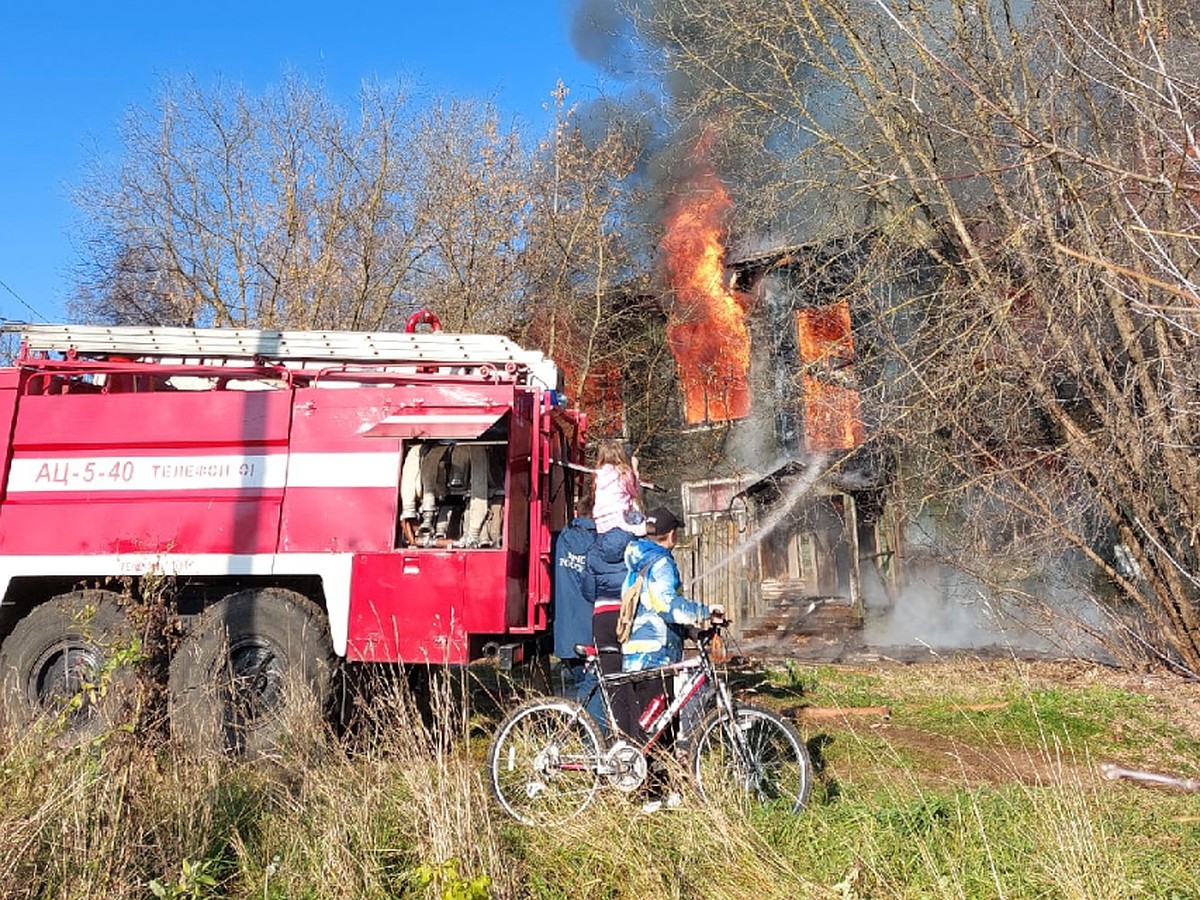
[488,622,813,825]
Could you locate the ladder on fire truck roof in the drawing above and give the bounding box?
[8,322,560,386]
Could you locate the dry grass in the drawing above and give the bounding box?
[0,658,1197,898]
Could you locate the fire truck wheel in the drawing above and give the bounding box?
[0,589,138,743]
[168,588,335,757]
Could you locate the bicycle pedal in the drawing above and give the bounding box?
[525,781,547,799]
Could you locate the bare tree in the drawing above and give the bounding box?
[70,74,652,408]
[519,83,657,439]
[71,75,548,333]
[618,0,1200,670]
[74,75,420,328]
[403,98,533,334]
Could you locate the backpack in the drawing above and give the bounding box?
[616,562,653,643]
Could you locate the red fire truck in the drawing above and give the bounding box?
[0,315,585,751]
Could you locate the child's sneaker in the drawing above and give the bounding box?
[641,792,682,814]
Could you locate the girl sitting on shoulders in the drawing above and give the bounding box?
[591,439,645,535]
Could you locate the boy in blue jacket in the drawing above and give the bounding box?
[621,507,721,674]
[621,508,724,811]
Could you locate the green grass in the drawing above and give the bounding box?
[2,658,1199,898]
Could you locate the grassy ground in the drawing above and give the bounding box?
[1,654,1198,899]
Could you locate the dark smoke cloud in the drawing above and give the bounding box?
[566,0,662,81]
[565,0,849,250]
[568,91,662,157]
[568,0,644,78]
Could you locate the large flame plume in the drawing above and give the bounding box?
[660,169,751,425]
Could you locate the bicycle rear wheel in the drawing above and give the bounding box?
[690,704,812,814]
[489,698,604,825]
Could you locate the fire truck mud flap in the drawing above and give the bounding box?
[0,589,138,743]
[168,587,335,756]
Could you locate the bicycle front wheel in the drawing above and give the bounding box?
[488,698,604,825]
[690,704,812,814]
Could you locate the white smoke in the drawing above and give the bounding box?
[862,563,1113,660]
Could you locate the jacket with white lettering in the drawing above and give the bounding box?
[620,537,709,672]
[552,517,597,660]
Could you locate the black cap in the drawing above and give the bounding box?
[645,507,682,536]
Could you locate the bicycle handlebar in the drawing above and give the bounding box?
[690,618,728,644]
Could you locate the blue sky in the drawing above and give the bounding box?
[0,1,605,324]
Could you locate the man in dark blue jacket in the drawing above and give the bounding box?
[584,525,639,738]
[551,502,601,725]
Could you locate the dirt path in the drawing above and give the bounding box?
[741,654,1200,790]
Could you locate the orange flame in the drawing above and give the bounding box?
[660,170,751,425]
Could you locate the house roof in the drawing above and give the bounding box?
[736,447,894,501]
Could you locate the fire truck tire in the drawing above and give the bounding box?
[0,589,138,743]
[168,587,335,757]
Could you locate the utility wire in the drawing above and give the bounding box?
[0,276,49,323]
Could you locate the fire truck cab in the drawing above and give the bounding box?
[0,318,584,751]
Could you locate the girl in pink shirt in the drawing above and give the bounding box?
[591,440,645,534]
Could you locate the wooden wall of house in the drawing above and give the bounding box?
[675,511,761,632]
[674,486,902,638]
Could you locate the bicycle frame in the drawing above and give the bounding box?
[576,625,730,754]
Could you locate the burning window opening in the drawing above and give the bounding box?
[560,357,625,438]
[796,303,864,452]
[801,380,864,452]
[668,319,752,426]
[521,304,628,438]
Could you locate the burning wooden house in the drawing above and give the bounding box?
[534,148,907,646]
[668,245,901,644]
[625,170,903,644]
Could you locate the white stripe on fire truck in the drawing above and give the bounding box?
[5,452,399,493]
[286,452,399,488]
[0,552,354,656]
